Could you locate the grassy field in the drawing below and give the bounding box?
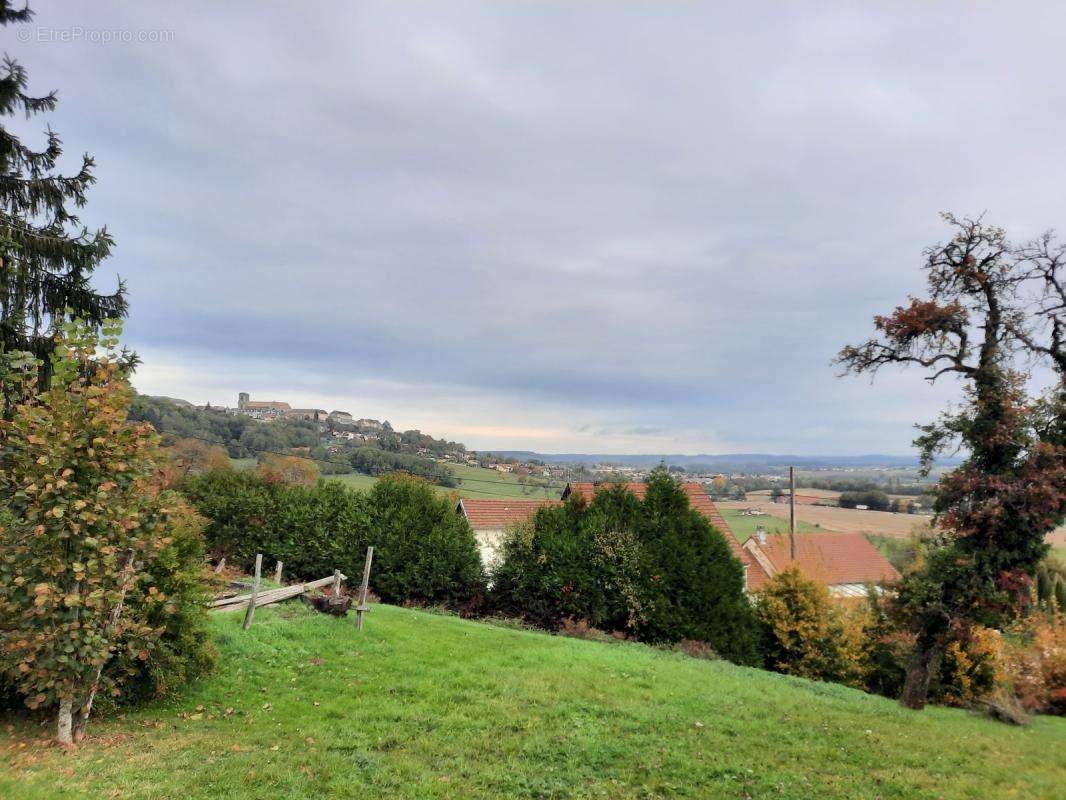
[2,604,1064,799]
[231,454,565,501]
[447,463,565,501]
[718,507,821,542]
[326,463,566,501]
[720,499,929,539]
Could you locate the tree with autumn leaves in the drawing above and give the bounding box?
[839,214,1066,710]
[0,319,213,744]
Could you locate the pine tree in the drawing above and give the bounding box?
[0,2,126,383]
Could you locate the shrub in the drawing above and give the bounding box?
[490,470,759,665]
[1000,613,1066,715]
[936,626,1004,707]
[754,568,870,689]
[0,320,214,744]
[258,453,320,487]
[364,475,485,607]
[181,470,484,609]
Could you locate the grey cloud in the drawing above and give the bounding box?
[16,1,1066,453]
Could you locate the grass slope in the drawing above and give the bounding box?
[328,463,565,501]
[3,605,1064,799]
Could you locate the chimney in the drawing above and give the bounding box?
[756,526,767,545]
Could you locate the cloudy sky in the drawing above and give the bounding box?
[11,2,1066,454]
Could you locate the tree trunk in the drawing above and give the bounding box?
[900,634,943,710]
[57,698,73,746]
[72,707,89,743]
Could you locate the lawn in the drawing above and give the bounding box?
[718,506,821,542]
[2,605,1064,799]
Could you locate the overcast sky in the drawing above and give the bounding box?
[11,2,1066,454]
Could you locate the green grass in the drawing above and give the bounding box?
[718,507,820,542]
[2,605,1063,799]
[325,464,565,500]
[324,472,381,492]
[234,453,565,501]
[446,463,565,501]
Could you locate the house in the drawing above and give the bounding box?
[456,498,562,568]
[284,408,328,422]
[355,418,384,431]
[561,482,772,591]
[742,530,900,597]
[328,410,354,422]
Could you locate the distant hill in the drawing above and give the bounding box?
[487,452,961,470]
[149,395,195,407]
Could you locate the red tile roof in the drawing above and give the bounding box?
[457,498,561,529]
[745,532,900,587]
[562,482,772,590]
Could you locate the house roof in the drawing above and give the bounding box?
[561,482,771,589]
[744,532,900,587]
[243,401,291,410]
[457,498,562,529]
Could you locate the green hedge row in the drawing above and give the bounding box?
[181,471,485,608]
[489,472,760,665]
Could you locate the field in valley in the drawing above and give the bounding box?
[725,500,1066,552]
[2,604,1063,799]
[720,499,926,539]
[717,507,821,543]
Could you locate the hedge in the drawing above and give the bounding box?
[489,471,760,664]
[181,471,485,608]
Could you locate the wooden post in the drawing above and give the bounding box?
[356,546,374,631]
[243,553,263,631]
[214,557,226,574]
[789,466,796,561]
[274,561,283,584]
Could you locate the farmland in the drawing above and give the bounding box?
[719,499,930,539]
[3,604,1064,800]
[717,507,821,543]
[722,500,1066,552]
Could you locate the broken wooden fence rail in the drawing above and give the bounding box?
[355,546,374,631]
[242,553,263,631]
[210,572,348,613]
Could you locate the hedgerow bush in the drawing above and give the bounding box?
[754,568,871,687]
[489,471,759,665]
[364,476,485,607]
[181,471,484,609]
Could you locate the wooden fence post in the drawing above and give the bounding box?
[243,553,262,631]
[274,561,283,584]
[356,546,374,631]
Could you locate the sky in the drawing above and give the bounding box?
[9,2,1066,455]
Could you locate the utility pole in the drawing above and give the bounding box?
[789,466,796,561]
